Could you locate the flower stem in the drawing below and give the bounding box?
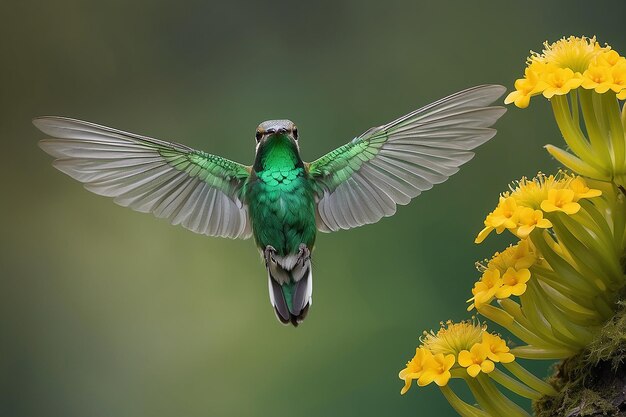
[439,385,492,417]
[478,304,563,348]
[526,282,593,347]
[535,280,600,322]
[475,374,532,417]
[511,345,574,360]
[550,214,621,287]
[489,368,542,400]
[570,89,580,127]
[531,265,596,302]
[603,92,626,172]
[576,200,620,255]
[531,232,598,294]
[503,361,558,396]
[579,89,613,169]
[551,95,603,170]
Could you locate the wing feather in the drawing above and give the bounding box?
[309,85,507,232]
[36,117,252,239]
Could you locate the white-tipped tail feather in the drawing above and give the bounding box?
[266,252,313,327]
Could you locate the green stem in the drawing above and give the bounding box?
[607,183,626,249]
[593,90,610,146]
[476,374,531,417]
[577,200,620,256]
[570,89,580,127]
[531,232,598,294]
[592,295,617,320]
[511,345,574,360]
[439,385,492,417]
[519,284,580,347]
[503,361,558,396]
[497,298,530,324]
[478,304,565,348]
[531,265,596,303]
[551,95,603,170]
[465,377,503,417]
[535,281,601,321]
[550,214,621,287]
[526,282,592,347]
[489,368,542,400]
[603,92,626,172]
[579,89,613,169]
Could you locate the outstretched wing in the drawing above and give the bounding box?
[308,85,507,232]
[36,117,252,239]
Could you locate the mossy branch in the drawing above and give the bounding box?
[534,300,626,417]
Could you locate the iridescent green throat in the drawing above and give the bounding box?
[253,134,303,172]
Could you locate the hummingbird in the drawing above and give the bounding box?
[36,84,506,326]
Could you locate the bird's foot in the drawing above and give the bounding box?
[297,243,311,266]
[264,245,277,266]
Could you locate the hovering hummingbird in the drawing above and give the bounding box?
[36,85,506,326]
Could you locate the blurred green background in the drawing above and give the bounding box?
[2,1,626,416]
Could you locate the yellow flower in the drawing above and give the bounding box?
[468,269,502,310]
[504,63,547,108]
[595,50,626,68]
[531,35,604,73]
[591,51,626,94]
[399,347,433,394]
[421,320,486,356]
[418,353,456,387]
[488,240,537,271]
[506,36,613,109]
[568,177,602,200]
[509,176,550,209]
[509,172,579,208]
[458,343,495,377]
[491,197,519,229]
[542,65,583,98]
[475,196,519,243]
[608,62,626,94]
[540,188,580,214]
[495,267,531,298]
[481,333,515,363]
[516,207,553,238]
[475,174,598,240]
[470,242,536,303]
[581,64,614,93]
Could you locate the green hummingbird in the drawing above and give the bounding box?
[36,84,506,326]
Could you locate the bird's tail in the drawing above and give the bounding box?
[267,254,313,327]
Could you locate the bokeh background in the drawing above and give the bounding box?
[2,1,626,416]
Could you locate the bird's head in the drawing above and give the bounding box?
[254,120,299,152]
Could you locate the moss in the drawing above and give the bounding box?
[533,301,626,416]
[587,300,626,369]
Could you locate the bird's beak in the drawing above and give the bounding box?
[266,128,293,141]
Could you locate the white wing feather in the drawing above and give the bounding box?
[36,117,252,239]
[311,85,507,232]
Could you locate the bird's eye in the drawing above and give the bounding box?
[255,131,263,142]
[293,127,298,140]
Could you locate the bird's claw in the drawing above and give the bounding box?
[264,245,277,266]
[297,244,311,266]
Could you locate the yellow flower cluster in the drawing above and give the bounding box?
[399,321,514,394]
[505,36,626,108]
[468,240,537,309]
[470,171,623,361]
[399,35,626,417]
[475,172,601,243]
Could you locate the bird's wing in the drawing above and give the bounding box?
[308,85,507,232]
[36,117,253,239]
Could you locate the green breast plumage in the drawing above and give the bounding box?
[244,135,317,256]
